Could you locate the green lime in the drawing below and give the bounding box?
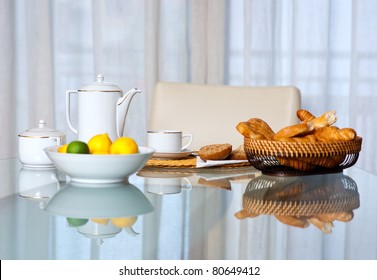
[67,141,90,154]
[66,217,88,227]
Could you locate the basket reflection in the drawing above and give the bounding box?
[236,173,359,233]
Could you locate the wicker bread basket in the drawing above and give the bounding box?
[244,136,362,175]
[242,173,359,216]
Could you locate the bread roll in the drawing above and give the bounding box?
[274,134,316,143]
[297,109,315,122]
[315,213,342,223]
[236,122,266,140]
[199,144,232,160]
[335,211,354,222]
[308,217,333,234]
[274,215,310,228]
[276,157,316,171]
[234,209,260,219]
[314,126,357,142]
[228,145,247,160]
[274,121,314,140]
[246,118,275,140]
[311,110,337,128]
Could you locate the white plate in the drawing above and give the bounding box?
[153,149,193,159]
[44,146,155,184]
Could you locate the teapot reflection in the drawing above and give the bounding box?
[235,173,360,234]
[44,181,154,242]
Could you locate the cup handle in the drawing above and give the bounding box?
[181,177,192,190]
[181,133,193,151]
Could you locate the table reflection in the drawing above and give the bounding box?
[236,173,359,233]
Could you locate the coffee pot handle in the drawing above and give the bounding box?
[65,90,78,134]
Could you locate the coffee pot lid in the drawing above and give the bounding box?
[78,74,122,92]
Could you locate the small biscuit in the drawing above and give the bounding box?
[228,145,247,160]
[199,144,232,161]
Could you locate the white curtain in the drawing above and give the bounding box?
[1,0,377,260]
[1,0,376,173]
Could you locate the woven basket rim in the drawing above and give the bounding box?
[244,136,362,158]
[242,196,359,216]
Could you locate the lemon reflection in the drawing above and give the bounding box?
[45,181,154,242]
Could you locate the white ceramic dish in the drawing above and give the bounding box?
[18,120,66,168]
[153,149,193,159]
[44,146,155,183]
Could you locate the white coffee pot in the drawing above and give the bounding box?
[66,74,141,142]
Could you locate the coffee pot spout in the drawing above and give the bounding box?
[116,88,141,138]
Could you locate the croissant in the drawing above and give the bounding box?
[314,126,357,142]
[315,211,354,223]
[274,215,310,228]
[312,110,337,128]
[308,217,333,234]
[274,121,314,140]
[297,109,315,121]
[276,157,316,171]
[246,118,275,140]
[335,211,354,222]
[236,122,266,140]
[315,213,343,223]
[297,109,337,128]
[274,134,316,143]
[299,155,346,168]
[234,209,260,219]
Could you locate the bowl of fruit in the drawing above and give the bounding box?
[44,133,155,183]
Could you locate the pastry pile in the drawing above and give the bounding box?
[236,109,357,143]
[198,143,247,161]
[235,209,354,234]
[236,109,358,171]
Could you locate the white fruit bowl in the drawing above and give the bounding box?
[45,146,155,184]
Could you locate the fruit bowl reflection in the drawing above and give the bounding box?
[44,181,154,219]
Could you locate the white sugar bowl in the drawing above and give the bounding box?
[18,120,66,168]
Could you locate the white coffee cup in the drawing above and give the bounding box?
[147,130,193,153]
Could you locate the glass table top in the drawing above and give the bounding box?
[1,157,377,260]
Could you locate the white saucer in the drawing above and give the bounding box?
[153,149,193,159]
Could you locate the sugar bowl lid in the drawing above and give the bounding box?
[78,74,122,92]
[19,120,65,138]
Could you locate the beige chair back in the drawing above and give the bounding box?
[149,82,301,150]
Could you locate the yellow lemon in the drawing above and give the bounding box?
[111,216,137,228]
[88,133,112,154]
[58,144,69,153]
[110,137,138,154]
[67,141,90,154]
[91,218,109,225]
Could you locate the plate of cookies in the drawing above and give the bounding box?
[237,109,362,176]
[145,144,251,168]
[196,143,250,168]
